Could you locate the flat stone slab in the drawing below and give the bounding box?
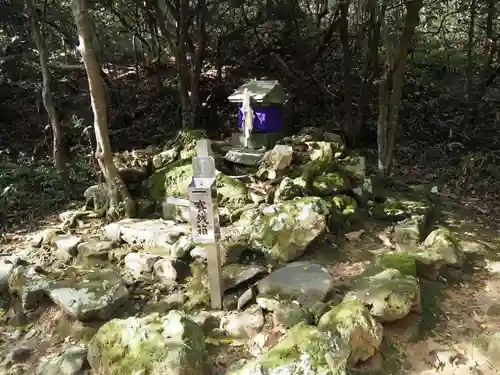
[105,219,190,253]
[257,262,334,305]
[162,197,190,223]
[224,148,265,166]
[44,267,129,321]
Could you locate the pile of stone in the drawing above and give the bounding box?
[0,128,488,374]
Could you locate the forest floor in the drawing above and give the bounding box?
[2,63,500,374]
[2,156,500,375]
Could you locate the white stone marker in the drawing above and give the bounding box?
[187,139,223,309]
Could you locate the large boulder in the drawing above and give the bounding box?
[344,268,420,323]
[228,323,350,375]
[44,267,129,321]
[36,345,88,375]
[318,299,383,365]
[87,310,205,375]
[236,198,328,262]
[148,161,249,207]
[257,262,334,305]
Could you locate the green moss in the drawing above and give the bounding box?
[375,253,417,277]
[231,323,350,374]
[312,172,351,196]
[332,195,357,215]
[215,172,249,205]
[88,311,205,375]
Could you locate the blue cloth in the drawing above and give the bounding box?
[237,104,282,133]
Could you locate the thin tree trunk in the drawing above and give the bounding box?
[189,0,207,128]
[377,0,423,176]
[71,0,135,219]
[27,0,68,187]
[486,0,495,40]
[178,0,191,129]
[466,0,477,102]
[339,0,354,144]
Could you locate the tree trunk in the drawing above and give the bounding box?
[189,0,207,128]
[27,0,68,187]
[177,0,191,129]
[466,0,477,102]
[339,0,354,144]
[487,0,496,40]
[376,0,423,177]
[71,0,135,219]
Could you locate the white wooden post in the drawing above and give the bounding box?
[188,139,223,309]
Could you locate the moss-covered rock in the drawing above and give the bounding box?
[312,172,351,196]
[396,227,465,279]
[148,160,192,200]
[272,302,313,328]
[318,299,383,365]
[374,253,417,277]
[236,198,328,262]
[148,161,250,208]
[87,310,205,375]
[274,177,307,203]
[228,323,350,375]
[344,268,420,323]
[393,215,427,244]
[215,172,249,206]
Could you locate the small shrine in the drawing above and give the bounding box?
[225,80,286,166]
[228,80,286,150]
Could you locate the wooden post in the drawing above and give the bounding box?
[188,139,223,309]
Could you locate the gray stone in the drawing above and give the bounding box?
[272,302,312,328]
[8,266,49,311]
[124,253,160,282]
[112,219,190,256]
[54,234,82,258]
[317,299,383,365]
[222,264,267,292]
[257,262,334,305]
[44,267,129,321]
[169,235,194,258]
[152,148,179,169]
[87,310,205,375]
[77,239,114,258]
[221,305,265,338]
[0,257,15,292]
[231,132,281,149]
[224,148,265,166]
[236,198,328,263]
[262,145,293,170]
[30,228,61,247]
[36,346,88,375]
[229,324,350,375]
[162,197,190,223]
[341,155,366,179]
[4,346,32,365]
[344,268,420,323]
[153,258,178,286]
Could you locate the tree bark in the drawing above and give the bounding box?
[27,0,68,186]
[376,0,423,177]
[71,0,135,219]
[339,0,354,144]
[486,0,496,40]
[466,0,477,103]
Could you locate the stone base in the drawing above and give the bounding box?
[224,148,266,166]
[231,132,282,150]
